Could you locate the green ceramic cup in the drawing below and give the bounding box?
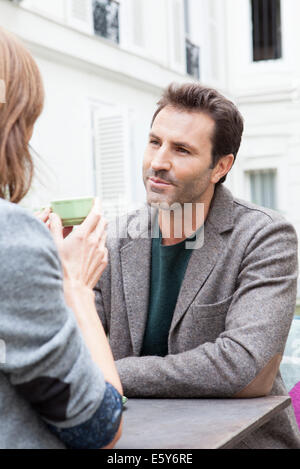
[51,196,94,227]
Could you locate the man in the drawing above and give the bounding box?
[95,83,300,448]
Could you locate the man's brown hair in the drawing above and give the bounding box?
[151,83,244,184]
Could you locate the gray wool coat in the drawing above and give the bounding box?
[95,184,300,449]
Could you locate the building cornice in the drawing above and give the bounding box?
[235,86,300,105]
[2,0,190,94]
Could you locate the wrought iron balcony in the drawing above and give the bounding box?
[93,0,120,44]
[186,38,200,80]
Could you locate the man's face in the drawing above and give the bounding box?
[143,106,216,206]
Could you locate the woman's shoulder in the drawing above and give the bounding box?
[0,199,59,266]
[0,199,51,239]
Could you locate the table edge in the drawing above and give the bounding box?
[218,396,291,449]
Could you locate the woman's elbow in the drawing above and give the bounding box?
[101,417,123,449]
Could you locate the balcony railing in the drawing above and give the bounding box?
[93,0,120,44]
[186,38,200,80]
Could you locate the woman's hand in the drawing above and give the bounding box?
[49,198,108,290]
[35,207,73,238]
[34,207,51,226]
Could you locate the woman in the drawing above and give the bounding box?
[0,27,123,449]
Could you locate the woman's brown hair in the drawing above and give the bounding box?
[0,27,44,203]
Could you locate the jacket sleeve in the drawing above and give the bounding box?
[116,218,298,398]
[95,287,108,334]
[94,260,111,335]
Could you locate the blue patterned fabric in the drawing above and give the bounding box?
[47,382,122,449]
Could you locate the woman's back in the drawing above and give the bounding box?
[0,199,112,449]
[0,27,123,449]
[0,371,65,448]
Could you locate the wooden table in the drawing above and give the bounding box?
[115,396,291,449]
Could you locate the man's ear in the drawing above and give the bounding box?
[211,154,234,184]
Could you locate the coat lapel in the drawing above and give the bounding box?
[120,206,155,356]
[170,222,224,333]
[170,185,234,333]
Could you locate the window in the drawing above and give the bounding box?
[66,0,93,33]
[129,0,146,50]
[167,0,186,74]
[184,0,200,79]
[251,0,282,61]
[186,39,200,80]
[93,0,120,44]
[248,169,277,210]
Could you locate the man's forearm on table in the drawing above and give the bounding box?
[115,341,277,399]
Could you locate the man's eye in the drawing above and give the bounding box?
[150,140,159,145]
[177,147,189,154]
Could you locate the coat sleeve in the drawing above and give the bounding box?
[94,257,111,335]
[116,218,298,398]
[95,287,108,334]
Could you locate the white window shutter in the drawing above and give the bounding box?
[122,0,146,53]
[93,109,130,218]
[131,0,146,49]
[167,0,186,74]
[66,0,93,34]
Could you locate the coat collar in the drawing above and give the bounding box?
[205,184,234,234]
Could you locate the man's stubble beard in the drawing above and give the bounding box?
[145,172,213,208]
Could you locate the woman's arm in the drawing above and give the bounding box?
[48,200,122,396]
[64,281,123,395]
[47,200,123,447]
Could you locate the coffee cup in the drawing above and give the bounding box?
[51,196,94,227]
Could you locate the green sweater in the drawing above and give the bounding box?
[141,228,194,357]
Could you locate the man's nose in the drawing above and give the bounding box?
[151,146,172,172]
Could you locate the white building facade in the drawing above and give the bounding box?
[1,0,202,212]
[219,0,300,305]
[1,0,300,299]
